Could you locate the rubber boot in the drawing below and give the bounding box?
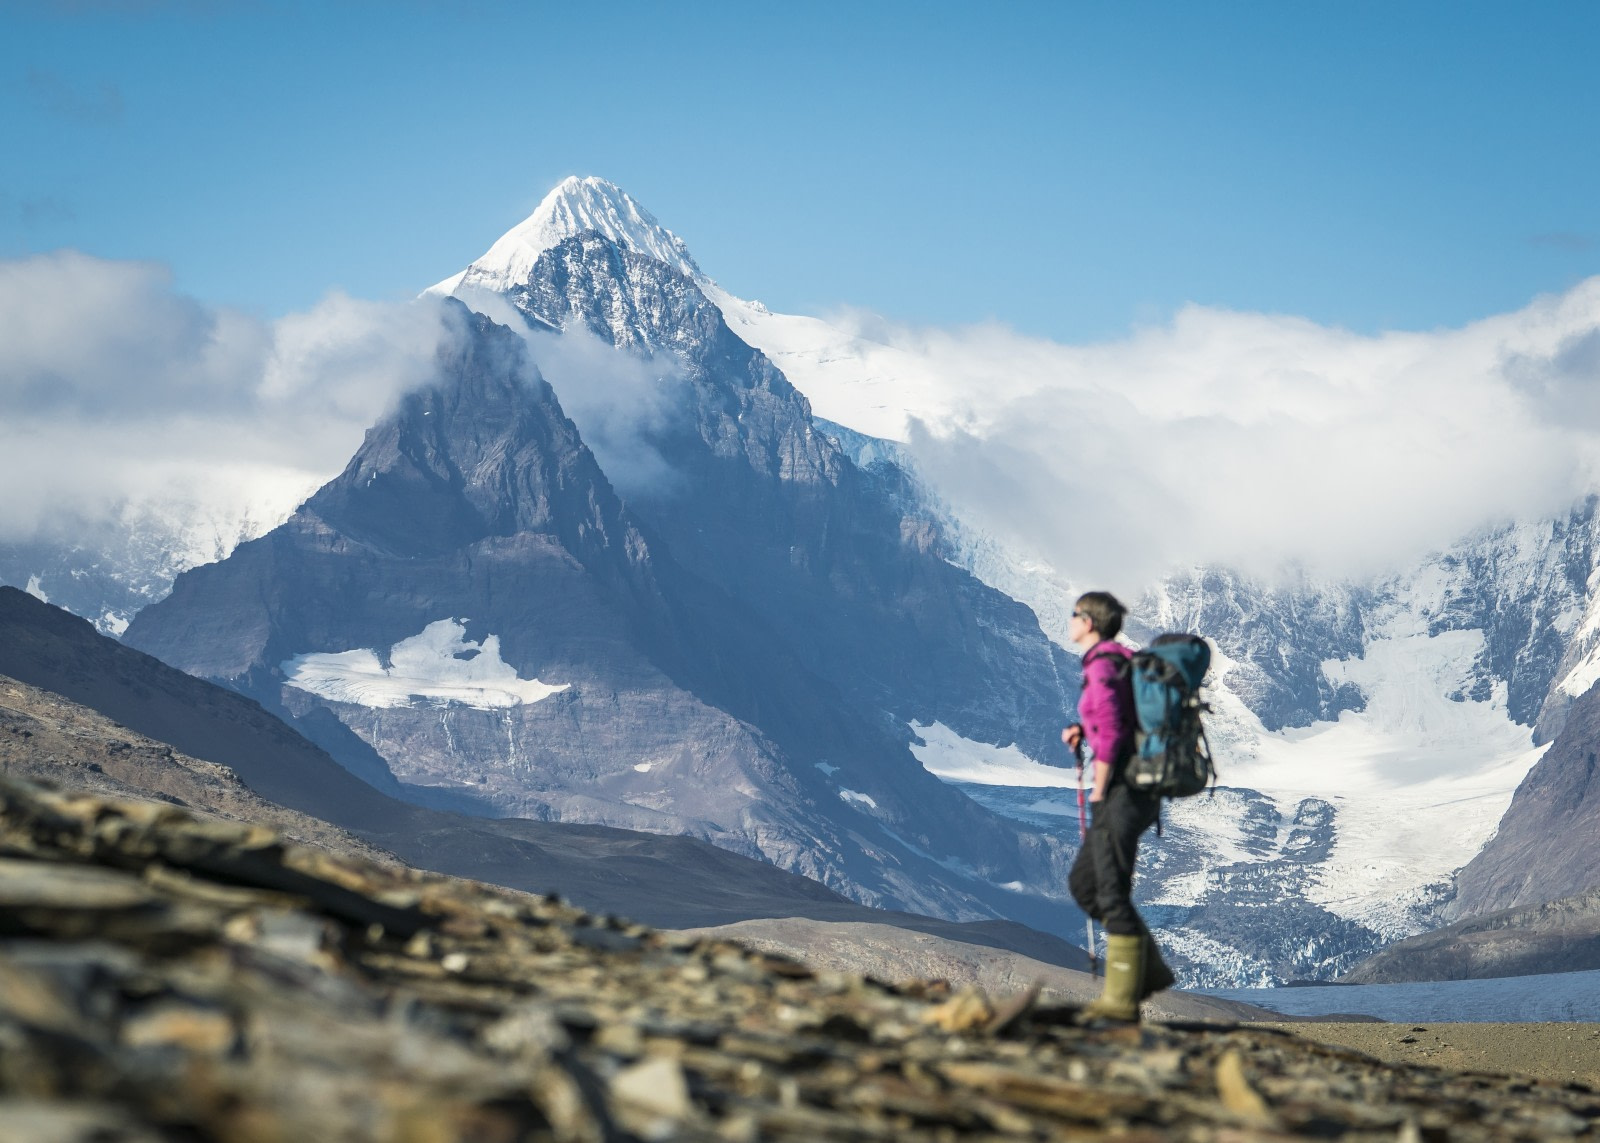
[1140,933,1175,1000]
[1081,933,1143,1023]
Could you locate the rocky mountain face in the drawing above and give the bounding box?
[1450,682,1600,918]
[1342,884,1600,984]
[11,773,1600,1143]
[1,585,1101,960]
[119,311,1082,934]
[492,228,1077,765]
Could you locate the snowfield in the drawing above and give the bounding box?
[282,618,568,710]
[909,720,1078,788]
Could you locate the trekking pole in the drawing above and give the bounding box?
[1073,739,1097,979]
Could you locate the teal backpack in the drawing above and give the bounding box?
[1123,633,1216,798]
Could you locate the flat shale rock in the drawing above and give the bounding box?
[3,775,1598,1142]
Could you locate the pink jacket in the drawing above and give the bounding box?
[1077,641,1135,766]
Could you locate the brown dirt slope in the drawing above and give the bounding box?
[1256,1022,1600,1090]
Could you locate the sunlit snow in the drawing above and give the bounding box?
[282,619,568,711]
[839,789,878,810]
[429,176,699,298]
[1224,629,1545,934]
[910,720,1077,788]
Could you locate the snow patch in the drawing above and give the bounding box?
[839,789,878,810]
[633,762,653,773]
[23,575,47,603]
[909,720,1076,788]
[1559,642,1600,699]
[282,619,568,711]
[814,762,839,776]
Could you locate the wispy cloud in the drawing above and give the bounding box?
[1529,232,1597,253]
[0,190,78,230]
[25,69,123,126]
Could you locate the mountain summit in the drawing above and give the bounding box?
[430,176,700,296]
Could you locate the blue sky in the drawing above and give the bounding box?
[3,1,1598,341]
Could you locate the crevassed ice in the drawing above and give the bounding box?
[282,619,568,711]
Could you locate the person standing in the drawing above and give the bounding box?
[1061,590,1174,1022]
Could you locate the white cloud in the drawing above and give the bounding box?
[0,251,453,541]
[737,280,1600,586]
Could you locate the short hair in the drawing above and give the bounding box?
[1075,591,1126,640]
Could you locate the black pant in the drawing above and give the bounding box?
[1068,781,1161,937]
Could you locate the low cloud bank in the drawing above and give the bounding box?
[798,283,1600,587]
[0,251,452,543]
[10,250,1600,595]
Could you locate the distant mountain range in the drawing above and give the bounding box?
[0,584,1098,968]
[10,176,1600,984]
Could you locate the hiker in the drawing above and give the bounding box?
[1061,590,1175,1022]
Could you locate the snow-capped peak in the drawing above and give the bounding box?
[428,176,700,296]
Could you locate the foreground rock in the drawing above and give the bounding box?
[6,777,1600,1141]
[672,917,1268,1025]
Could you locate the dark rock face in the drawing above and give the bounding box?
[1452,683,1600,918]
[1344,886,1600,983]
[120,310,1080,931]
[8,775,1600,1143]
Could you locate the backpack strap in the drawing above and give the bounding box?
[1083,642,1131,680]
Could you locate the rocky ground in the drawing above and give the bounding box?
[6,775,1600,1141]
[671,918,1265,1025]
